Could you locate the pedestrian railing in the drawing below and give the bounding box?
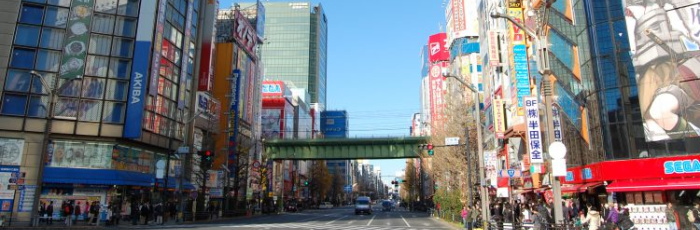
[485,221,582,230]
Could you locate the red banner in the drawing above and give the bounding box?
[428,33,449,63]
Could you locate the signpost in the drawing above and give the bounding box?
[444,137,460,146]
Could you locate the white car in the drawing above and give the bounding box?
[319,202,333,209]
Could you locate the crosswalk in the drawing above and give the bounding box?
[221,223,449,230]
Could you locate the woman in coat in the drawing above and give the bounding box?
[582,206,603,230]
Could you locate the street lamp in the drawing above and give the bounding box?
[440,68,489,226]
[490,11,565,224]
[28,70,81,226]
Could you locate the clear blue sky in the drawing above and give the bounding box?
[221,0,446,185]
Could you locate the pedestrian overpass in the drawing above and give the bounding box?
[264,136,430,160]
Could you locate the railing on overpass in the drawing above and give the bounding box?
[263,136,430,160]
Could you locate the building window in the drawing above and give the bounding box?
[85,55,110,77]
[79,99,102,121]
[10,48,36,69]
[81,77,105,99]
[35,49,61,72]
[89,34,113,55]
[114,17,137,37]
[47,0,72,7]
[20,4,44,25]
[54,97,78,118]
[39,28,65,50]
[109,58,131,79]
[27,95,48,117]
[15,25,41,47]
[44,6,69,28]
[5,70,32,92]
[117,0,140,17]
[92,14,115,34]
[1,94,28,115]
[102,101,125,123]
[111,37,134,58]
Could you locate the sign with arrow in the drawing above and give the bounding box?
[498,169,522,178]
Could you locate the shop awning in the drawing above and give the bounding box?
[561,184,581,193]
[579,182,603,192]
[43,167,153,187]
[606,178,700,192]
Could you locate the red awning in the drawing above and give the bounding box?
[561,184,581,193]
[606,178,700,192]
[579,182,603,192]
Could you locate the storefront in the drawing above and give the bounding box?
[599,155,700,230]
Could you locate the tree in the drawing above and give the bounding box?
[309,161,332,203]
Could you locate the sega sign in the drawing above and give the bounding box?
[262,80,290,98]
[664,159,700,174]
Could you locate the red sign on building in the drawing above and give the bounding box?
[428,33,449,63]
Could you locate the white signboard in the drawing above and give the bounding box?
[445,137,460,146]
[524,97,544,163]
[552,106,563,142]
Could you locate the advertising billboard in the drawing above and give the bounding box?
[428,33,449,63]
[124,0,157,138]
[625,0,700,141]
[198,0,218,91]
[256,0,266,38]
[233,10,258,59]
[58,0,94,79]
[429,62,448,126]
[320,111,348,138]
[262,80,291,98]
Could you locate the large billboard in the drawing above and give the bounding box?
[624,0,700,141]
[124,0,157,138]
[321,111,348,138]
[429,62,448,126]
[198,0,218,91]
[428,33,449,63]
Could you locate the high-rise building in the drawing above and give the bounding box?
[241,1,328,108]
[0,0,214,222]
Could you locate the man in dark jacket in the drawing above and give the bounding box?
[46,201,54,225]
[130,202,139,225]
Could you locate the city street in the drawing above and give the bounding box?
[130,206,459,230]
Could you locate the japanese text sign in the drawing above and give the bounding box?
[524,97,543,163]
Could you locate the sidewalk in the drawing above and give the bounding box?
[4,213,273,229]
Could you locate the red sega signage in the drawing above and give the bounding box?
[428,33,449,63]
[599,155,700,181]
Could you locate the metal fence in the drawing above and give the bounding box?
[483,222,583,230]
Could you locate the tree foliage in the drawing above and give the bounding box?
[309,161,332,202]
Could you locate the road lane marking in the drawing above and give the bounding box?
[400,214,412,227]
[326,215,347,224]
[366,214,376,226]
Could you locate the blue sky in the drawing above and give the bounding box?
[222,0,446,185]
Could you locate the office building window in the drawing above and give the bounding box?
[10,48,36,69]
[39,28,65,50]
[20,4,44,25]
[1,94,28,115]
[15,25,41,47]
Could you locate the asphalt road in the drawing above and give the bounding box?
[150,206,460,230]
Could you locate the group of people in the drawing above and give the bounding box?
[38,200,101,226]
[127,201,176,225]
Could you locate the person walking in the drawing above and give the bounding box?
[130,202,139,225]
[46,201,54,225]
[469,205,481,230]
[461,205,469,229]
[666,202,679,230]
[606,202,619,229]
[73,201,82,225]
[63,201,73,226]
[155,203,164,225]
[140,202,151,225]
[582,206,603,230]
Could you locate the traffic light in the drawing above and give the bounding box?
[199,150,213,169]
[427,144,434,155]
[304,181,309,186]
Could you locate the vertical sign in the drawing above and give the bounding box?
[198,0,218,91]
[513,44,530,107]
[228,69,242,178]
[124,0,158,138]
[0,166,18,212]
[149,0,168,96]
[488,31,500,66]
[18,185,36,212]
[178,0,194,108]
[59,0,95,79]
[552,106,563,142]
[524,97,543,163]
[494,99,506,138]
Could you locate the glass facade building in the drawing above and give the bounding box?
[248,2,327,107]
[0,0,207,221]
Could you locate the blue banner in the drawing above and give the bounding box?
[123,41,151,138]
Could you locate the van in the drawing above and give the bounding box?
[355,196,372,215]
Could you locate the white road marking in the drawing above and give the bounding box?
[326,215,347,224]
[367,214,376,226]
[401,214,412,227]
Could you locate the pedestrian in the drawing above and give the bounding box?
[141,202,150,225]
[532,207,544,230]
[73,201,81,225]
[461,205,469,229]
[130,202,139,225]
[582,206,603,230]
[46,201,54,225]
[469,204,481,230]
[39,202,46,224]
[64,201,73,226]
[169,202,177,221]
[88,201,99,225]
[666,202,680,230]
[155,202,164,225]
[110,202,121,226]
[606,202,619,229]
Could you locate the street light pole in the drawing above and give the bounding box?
[490,11,564,224]
[441,70,489,227]
[28,71,79,226]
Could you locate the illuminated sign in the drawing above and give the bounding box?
[664,159,700,174]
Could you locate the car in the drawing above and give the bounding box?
[319,202,333,209]
[381,200,393,211]
[355,196,372,215]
